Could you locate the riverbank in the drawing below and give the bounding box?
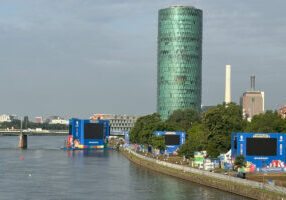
[120,147,286,200]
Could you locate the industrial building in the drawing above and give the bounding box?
[91,114,138,135]
[157,6,203,120]
[240,76,264,121]
[278,106,286,119]
[35,117,43,123]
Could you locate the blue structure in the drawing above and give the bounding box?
[68,119,109,149]
[231,133,286,172]
[154,131,186,153]
[124,131,129,144]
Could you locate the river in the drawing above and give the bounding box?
[0,136,249,200]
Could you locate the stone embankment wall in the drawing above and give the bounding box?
[121,148,286,200]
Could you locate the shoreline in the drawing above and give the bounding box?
[120,147,286,200]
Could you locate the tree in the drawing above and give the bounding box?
[23,116,29,129]
[206,142,221,158]
[166,108,201,131]
[129,113,161,144]
[0,120,21,129]
[234,154,246,170]
[178,123,208,158]
[151,135,166,150]
[130,113,180,144]
[244,110,286,133]
[203,102,243,157]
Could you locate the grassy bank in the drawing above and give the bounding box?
[120,148,286,200]
[247,174,286,188]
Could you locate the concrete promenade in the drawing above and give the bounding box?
[121,147,286,200]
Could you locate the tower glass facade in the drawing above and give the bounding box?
[157,6,203,120]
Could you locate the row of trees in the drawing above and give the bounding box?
[0,119,68,130]
[130,102,286,158]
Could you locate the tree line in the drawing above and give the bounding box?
[130,103,286,158]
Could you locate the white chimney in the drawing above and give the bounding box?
[225,65,231,104]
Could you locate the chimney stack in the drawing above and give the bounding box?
[225,65,231,104]
[250,76,255,91]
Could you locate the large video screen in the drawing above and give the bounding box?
[246,138,277,156]
[165,135,180,145]
[69,125,72,135]
[84,123,104,139]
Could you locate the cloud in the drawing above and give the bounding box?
[0,0,285,118]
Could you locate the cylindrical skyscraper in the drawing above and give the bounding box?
[157,6,203,120]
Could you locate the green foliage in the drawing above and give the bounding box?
[0,120,21,129]
[166,108,200,131]
[130,103,286,159]
[129,113,180,144]
[203,102,243,157]
[234,154,246,170]
[23,116,29,129]
[206,142,221,158]
[151,135,166,150]
[178,123,207,158]
[129,113,161,144]
[244,110,286,133]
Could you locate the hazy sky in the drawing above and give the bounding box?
[0,0,285,119]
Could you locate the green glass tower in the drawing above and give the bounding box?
[157,6,203,120]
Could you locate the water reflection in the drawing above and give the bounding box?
[129,163,247,200]
[0,136,249,200]
[67,149,107,158]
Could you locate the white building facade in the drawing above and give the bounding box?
[0,114,12,123]
[47,116,69,125]
[91,114,139,135]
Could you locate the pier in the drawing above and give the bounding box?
[18,133,27,148]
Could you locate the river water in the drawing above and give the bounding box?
[0,136,249,200]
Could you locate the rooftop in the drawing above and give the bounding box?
[169,5,195,8]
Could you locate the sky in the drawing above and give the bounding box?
[0,0,285,119]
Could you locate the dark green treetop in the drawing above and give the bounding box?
[166,108,201,132]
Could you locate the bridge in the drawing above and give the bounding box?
[0,129,69,148]
[0,129,68,136]
[0,129,126,148]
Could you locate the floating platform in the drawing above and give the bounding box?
[60,146,115,151]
